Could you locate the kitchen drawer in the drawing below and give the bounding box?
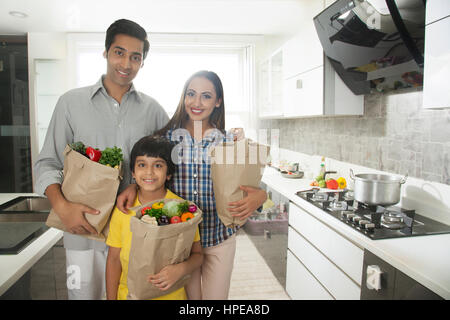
[288,226,360,300]
[286,249,333,300]
[289,202,364,284]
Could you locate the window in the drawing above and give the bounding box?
[67,33,258,131]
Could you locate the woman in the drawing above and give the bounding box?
[117,70,266,299]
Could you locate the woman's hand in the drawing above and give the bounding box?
[148,264,184,291]
[230,127,245,141]
[116,183,137,214]
[228,185,267,220]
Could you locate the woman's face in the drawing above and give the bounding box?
[184,76,221,125]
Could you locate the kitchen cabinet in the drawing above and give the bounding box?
[286,201,363,300]
[282,59,364,117]
[258,49,284,118]
[423,0,450,109]
[286,250,333,300]
[35,59,65,152]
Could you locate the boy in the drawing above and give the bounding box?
[33,19,169,299]
[105,136,202,300]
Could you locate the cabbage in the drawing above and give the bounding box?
[164,201,180,217]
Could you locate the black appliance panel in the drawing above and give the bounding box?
[361,250,443,300]
[314,0,426,94]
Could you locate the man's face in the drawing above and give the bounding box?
[104,33,144,88]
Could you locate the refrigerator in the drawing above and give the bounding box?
[0,35,32,193]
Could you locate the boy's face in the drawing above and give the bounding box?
[132,156,171,194]
[104,33,144,88]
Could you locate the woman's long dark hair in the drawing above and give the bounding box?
[155,70,225,137]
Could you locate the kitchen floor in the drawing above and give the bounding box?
[29,228,290,300]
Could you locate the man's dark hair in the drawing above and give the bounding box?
[105,19,150,59]
[130,135,176,189]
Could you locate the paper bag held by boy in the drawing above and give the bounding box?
[126,198,202,300]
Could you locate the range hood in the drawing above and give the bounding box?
[314,0,426,94]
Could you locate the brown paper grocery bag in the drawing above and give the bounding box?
[210,138,270,228]
[46,145,122,241]
[126,198,202,300]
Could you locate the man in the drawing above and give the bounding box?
[34,19,169,299]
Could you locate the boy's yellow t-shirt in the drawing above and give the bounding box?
[106,189,200,300]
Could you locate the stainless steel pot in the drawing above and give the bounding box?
[349,169,407,206]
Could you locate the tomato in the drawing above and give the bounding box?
[170,216,181,224]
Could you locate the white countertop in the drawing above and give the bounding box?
[0,193,63,296]
[262,167,450,299]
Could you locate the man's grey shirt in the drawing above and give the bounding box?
[34,76,169,250]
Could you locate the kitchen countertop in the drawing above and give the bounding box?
[262,167,450,299]
[0,193,63,296]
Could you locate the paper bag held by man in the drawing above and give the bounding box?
[46,143,123,241]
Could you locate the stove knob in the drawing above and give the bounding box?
[352,216,362,224]
[359,219,370,227]
[365,223,375,232]
[345,213,356,221]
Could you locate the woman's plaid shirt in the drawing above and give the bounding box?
[166,128,237,248]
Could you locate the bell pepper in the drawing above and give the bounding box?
[170,216,181,224]
[86,147,102,162]
[152,201,164,210]
[326,179,339,190]
[337,177,347,189]
[141,206,152,216]
[181,212,194,222]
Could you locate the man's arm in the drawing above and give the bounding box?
[34,94,99,235]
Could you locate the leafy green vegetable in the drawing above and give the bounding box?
[162,200,191,217]
[70,141,87,155]
[99,146,123,167]
[178,201,190,214]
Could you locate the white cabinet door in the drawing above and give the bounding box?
[288,227,361,300]
[289,202,364,285]
[282,1,325,79]
[286,250,334,300]
[283,66,324,117]
[259,49,284,118]
[423,17,450,109]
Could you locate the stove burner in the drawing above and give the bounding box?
[295,189,450,240]
[329,200,348,211]
[311,193,329,202]
[381,211,406,229]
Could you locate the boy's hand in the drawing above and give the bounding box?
[116,183,137,214]
[148,264,184,291]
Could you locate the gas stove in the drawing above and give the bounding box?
[296,188,450,240]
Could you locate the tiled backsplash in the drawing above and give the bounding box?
[258,88,450,185]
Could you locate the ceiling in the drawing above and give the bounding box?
[0,0,307,36]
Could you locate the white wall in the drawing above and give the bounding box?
[27,32,68,189]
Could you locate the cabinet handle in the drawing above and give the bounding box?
[366,265,383,291]
[296,79,303,89]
